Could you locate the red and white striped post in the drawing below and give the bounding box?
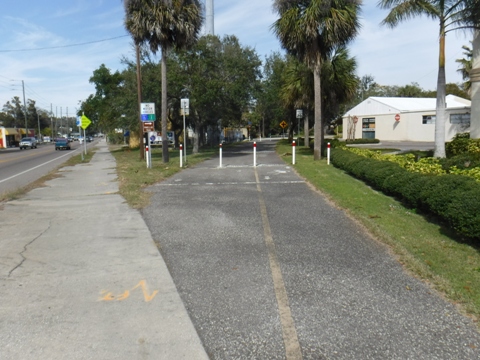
[146,144,150,168]
[292,140,296,165]
[253,141,257,167]
[327,142,331,165]
[180,144,183,168]
[219,143,223,168]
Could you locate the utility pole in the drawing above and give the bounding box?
[37,108,41,140]
[50,104,53,139]
[22,80,28,138]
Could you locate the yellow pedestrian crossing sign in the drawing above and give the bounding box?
[81,115,91,130]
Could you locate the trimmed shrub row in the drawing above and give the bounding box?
[331,148,480,241]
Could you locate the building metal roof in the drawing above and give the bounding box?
[343,95,471,117]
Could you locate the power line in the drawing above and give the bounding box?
[0,35,130,53]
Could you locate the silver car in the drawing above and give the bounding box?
[19,137,38,150]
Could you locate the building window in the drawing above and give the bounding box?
[362,118,375,139]
[450,113,470,125]
[422,115,436,124]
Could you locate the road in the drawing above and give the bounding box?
[0,140,96,196]
[142,140,480,359]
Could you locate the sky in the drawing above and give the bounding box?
[0,0,475,115]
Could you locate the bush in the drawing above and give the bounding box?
[440,153,480,171]
[331,148,480,240]
[445,132,480,157]
[344,138,380,144]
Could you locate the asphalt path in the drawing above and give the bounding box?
[142,140,480,359]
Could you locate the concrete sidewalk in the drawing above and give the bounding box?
[0,141,208,359]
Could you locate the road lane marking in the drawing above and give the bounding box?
[254,169,303,360]
[0,150,79,184]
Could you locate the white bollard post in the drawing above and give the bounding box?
[219,143,223,168]
[327,142,331,165]
[292,140,296,165]
[146,145,150,168]
[180,144,183,168]
[253,141,257,167]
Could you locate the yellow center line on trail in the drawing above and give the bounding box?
[254,168,303,360]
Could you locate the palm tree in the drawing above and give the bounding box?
[124,0,203,163]
[272,0,361,160]
[378,0,480,158]
[280,47,358,147]
[280,56,314,147]
[321,46,359,127]
[456,43,473,95]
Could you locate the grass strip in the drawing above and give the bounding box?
[110,145,216,209]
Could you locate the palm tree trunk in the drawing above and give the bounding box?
[304,112,309,147]
[434,29,447,158]
[471,30,480,139]
[193,122,200,154]
[136,44,144,160]
[313,60,323,160]
[161,46,169,163]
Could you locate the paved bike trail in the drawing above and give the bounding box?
[142,140,480,359]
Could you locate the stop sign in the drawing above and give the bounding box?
[395,114,400,121]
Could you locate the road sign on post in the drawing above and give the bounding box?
[296,109,303,118]
[180,99,189,116]
[142,122,154,132]
[81,115,91,130]
[140,103,156,122]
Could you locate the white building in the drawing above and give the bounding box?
[342,95,471,142]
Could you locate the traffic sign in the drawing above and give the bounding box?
[280,121,288,129]
[296,109,303,118]
[81,115,91,129]
[140,103,156,122]
[143,122,154,132]
[180,98,189,116]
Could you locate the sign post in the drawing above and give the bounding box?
[280,120,288,138]
[80,114,91,156]
[296,109,303,144]
[181,99,189,164]
[140,103,156,168]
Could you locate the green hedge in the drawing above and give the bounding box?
[344,138,380,144]
[331,148,480,241]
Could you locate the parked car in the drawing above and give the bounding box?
[19,137,38,150]
[55,138,71,150]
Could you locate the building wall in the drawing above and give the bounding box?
[343,109,471,142]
